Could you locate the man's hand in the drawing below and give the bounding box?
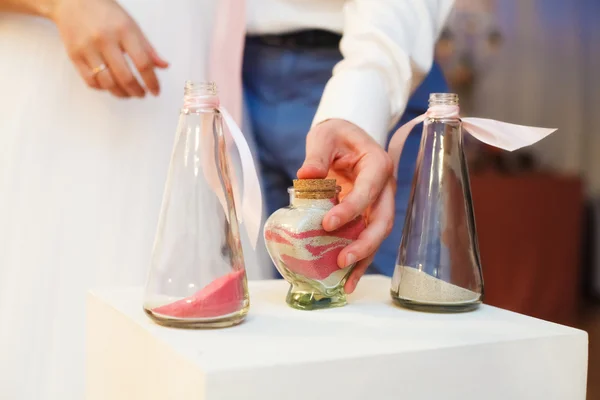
[297,119,396,294]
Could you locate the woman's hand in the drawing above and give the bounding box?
[50,0,168,98]
[297,119,396,294]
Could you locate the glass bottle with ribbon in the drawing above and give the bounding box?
[388,93,556,312]
[143,81,261,328]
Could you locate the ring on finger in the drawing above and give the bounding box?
[90,63,108,77]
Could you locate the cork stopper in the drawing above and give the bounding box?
[293,179,339,199]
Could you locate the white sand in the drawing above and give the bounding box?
[396,267,480,304]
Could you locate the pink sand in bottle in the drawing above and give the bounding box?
[152,269,246,318]
[265,217,365,281]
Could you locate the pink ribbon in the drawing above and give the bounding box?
[387,104,557,177]
[208,0,245,125]
[205,0,256,245]
[192,94,262,249]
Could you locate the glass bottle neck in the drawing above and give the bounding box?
[426,93,461,122]
[182,81,219,112]
[429,93,459,107]
[289,190,339,210]
[184,81,217,97]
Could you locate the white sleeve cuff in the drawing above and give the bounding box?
[312,68,406,148]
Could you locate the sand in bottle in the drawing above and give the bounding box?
[396,267,480,304]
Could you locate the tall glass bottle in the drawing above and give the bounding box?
[143,81,249,328]
[390,93,484,312]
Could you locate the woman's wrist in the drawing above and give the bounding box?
[0,0,62,19]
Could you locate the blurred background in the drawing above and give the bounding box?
[434,0,599,397]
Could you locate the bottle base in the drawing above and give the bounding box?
[144,307,248,329]
[286,285,347,311]
[391,294,481,313]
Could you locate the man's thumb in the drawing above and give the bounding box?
[297,127,335,179]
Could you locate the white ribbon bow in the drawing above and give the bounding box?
[387,104,557,177]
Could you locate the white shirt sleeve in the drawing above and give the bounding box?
[312,0,455,147]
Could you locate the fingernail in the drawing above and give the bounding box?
[345,253,357,267]
[329,216,340,230]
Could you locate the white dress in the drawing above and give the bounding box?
[0,2,269,398]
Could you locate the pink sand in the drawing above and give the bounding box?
[267,217,365,280]
[152,269,245,318]
[281,242,346,280]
